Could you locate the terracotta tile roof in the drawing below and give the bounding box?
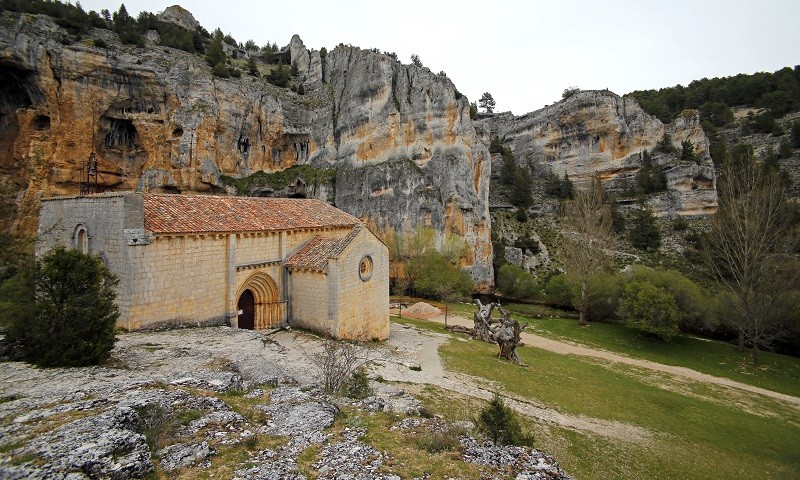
[143,194,359,233]
[286,225,362,272]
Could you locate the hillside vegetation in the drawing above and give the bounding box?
[627,66,800,127]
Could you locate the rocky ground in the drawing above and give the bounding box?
[0,324,572,479]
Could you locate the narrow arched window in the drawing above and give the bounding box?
[74,225,89,254]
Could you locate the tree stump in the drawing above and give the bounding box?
[492,306,526,365]
[473,299,498,342]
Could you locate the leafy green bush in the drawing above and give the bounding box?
[544,171,574,199]
[212,61,230,78]
[681,139,700,164]
[407,251,473,301]
[636,150,667,194]
[623,266,709,331]
[496,264,537,301]
[542,274,572,309]
[266,65,291,87]
[205,35,226,67]
[748,111,783,136]
[1,246,119,367]
[655,133,677,154]
[341,367,373,400]
[577,272,621,322]
[513,236,539,254]
[476,393,529,446]
[620,280,680,341]
[672,217,689,231]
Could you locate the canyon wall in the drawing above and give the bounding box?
[0,13,493,289]
[482,90,717,216]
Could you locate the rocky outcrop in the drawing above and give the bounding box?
[0,326,572,480]
[482,90,717,216]
[158,5,200,31]
[0,12,492,289]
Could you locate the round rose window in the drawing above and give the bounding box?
[359,255,373,281]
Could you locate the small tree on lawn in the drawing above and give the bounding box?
[0,246,118,367]
[477,393,529,446]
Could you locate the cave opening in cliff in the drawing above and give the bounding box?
[0,65,40,135]
[34,115,50,130]
[0,65,41,169]
[0,65,38,113]
[102,117,139,151]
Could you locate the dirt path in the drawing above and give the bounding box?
[376,323,655,443]
[420,312,800,407]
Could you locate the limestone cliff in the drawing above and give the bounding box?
[482,90,717,216]
[0,13,493,290]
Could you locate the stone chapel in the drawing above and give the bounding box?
[37,192,390,341]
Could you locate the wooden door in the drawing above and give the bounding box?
[238,289,255,330]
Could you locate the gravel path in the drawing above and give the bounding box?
[376,323,655,443]
[417,312,800,407]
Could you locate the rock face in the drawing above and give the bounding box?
[0,12,493,289]
[481,90,717,216]
[0,327,572,480]
[158,5,200,31]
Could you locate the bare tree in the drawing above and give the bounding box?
[703,155,797,364]
[558,175,613,326]
[454,301,526,364]
[314,337,371,393]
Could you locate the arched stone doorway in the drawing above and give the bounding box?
[237,289,255,329]
[236,272,285,329]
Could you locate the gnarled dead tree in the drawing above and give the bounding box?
[492,305,526,364]
[473,299,498,341]
[449,300,526,365]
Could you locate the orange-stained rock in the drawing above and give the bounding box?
[482,91,717,216]
[0,14,495,289]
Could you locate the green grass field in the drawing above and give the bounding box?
[391,314,800,479]
[503,302,800,398]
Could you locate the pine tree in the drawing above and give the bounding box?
[205,34,226,68]
[247,56,258,76]
[479,92,496,113]
[477,393,529,446]
[629,202,661,251]
[1,247,119,367]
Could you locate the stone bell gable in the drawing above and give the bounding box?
[37,192,390,340]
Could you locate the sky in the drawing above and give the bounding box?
[77,0,800,115]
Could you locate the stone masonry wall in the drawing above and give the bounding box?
[334,228,390,341]
[288,271,331,334]
[126,234,227,329]
[37,194,144,321]
[235,232,282,266]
